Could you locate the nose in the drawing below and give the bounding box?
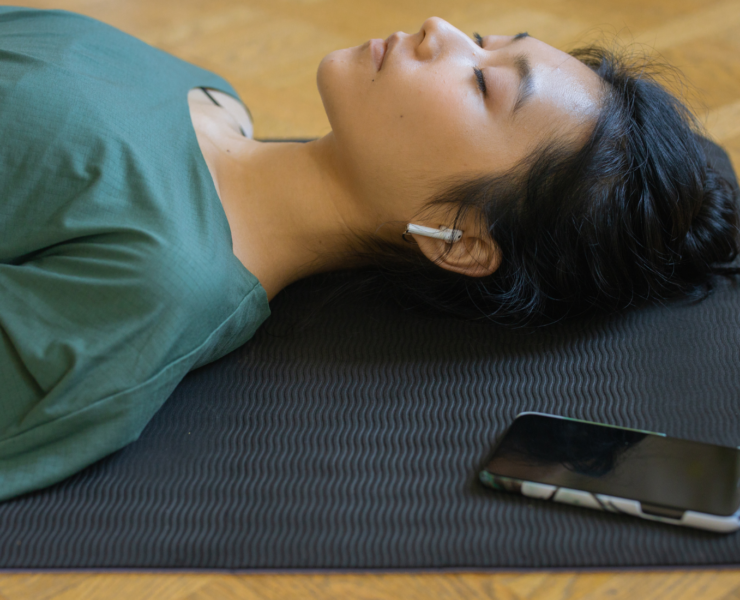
[417,17,462,60]
[421,16,447,33]
[420,16,450,46]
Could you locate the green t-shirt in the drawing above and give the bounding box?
[0,7,271,501]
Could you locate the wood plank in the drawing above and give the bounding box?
[632,0,740,51]
[705,100,740,143]
[2,571,740,600]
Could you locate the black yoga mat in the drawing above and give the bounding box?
[1,139,739,570]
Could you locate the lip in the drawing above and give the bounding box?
[369,38,388,71]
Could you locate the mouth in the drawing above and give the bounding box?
[369,38,388,71]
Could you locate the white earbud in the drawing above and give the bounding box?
[404,223,463,243]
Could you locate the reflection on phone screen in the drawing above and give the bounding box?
[484,415,740,516]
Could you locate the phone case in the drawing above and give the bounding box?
[479,471,740,533]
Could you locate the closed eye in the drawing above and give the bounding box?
[472,33,487,96]
[473,68,487,96]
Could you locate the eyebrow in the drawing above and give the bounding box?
[507,33,533,115]
[512,53,534,114]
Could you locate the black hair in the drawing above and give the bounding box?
[352,44,740,327]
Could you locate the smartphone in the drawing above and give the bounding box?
[479,412,740,533]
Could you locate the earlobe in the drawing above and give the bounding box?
[413,232,501,278]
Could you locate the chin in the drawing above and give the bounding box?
[317,47,352,93]
[316,46,359,133]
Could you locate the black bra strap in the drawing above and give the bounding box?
[199,87,248,138]
[200,86,222,107]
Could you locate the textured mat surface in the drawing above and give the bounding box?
[1,139,739,569]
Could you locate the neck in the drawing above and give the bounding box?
[216,134,379,300]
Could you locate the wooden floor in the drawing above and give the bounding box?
[2,570,740,600]
[1,0,739,597]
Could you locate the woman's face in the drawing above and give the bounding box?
[317,17,603,223]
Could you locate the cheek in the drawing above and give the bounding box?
[378,77,485,173]
[323,59,494,195]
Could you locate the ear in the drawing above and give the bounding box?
[412,224,502,278]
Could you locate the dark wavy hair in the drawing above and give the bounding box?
[352,44,740,327]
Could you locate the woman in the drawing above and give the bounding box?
[0,7,736,501]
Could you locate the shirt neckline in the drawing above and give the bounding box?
[182,82,269,304]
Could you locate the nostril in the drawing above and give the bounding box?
[417,21,426,40]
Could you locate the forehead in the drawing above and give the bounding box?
[488,36,603,132]
[508,36,603,120]
[471,35,603,171]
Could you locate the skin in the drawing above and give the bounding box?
[188,17,604,301]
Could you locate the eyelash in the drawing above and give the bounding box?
[473,68,487,96]
[472,33,487,96]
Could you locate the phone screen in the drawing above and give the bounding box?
[482,414,740,516]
